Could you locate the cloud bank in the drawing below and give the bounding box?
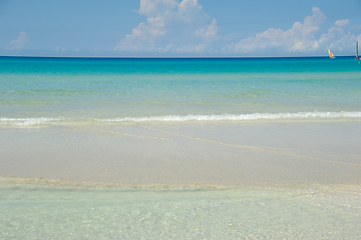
[225,7,326,53]
[116,2,360,55]
[225,7,361,55]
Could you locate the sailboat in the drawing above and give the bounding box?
[356,42,360,60]
[328,49,335,59]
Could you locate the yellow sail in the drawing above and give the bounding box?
[328,49,335,59]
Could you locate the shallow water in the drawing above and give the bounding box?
[1,183,360,239]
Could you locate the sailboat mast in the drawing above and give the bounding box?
[357,42,359,59]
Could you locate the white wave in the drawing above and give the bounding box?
[0,117,61,126]
[1,111,361,126]
[98,111,361,122]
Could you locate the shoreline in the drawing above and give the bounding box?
[1,115,361,128]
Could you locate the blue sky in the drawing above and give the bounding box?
[1,0,360,57]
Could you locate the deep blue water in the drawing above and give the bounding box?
[0,56,359,74]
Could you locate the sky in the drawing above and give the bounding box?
[0,0,360,57]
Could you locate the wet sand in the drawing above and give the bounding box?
[1,120,361,187]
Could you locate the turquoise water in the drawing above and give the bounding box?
[1,56,361,125]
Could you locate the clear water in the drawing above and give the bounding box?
[1,184,360,239]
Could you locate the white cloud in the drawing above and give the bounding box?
[225,7,326,54]
[334,19,350,28]
[4,32,28,51]
[225,8,360,55]
[318,20,349,45]
[115,0,217,53]
[317,19,361,52]
[195,19,217,42]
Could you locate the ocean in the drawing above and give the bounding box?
[1,56,361,238]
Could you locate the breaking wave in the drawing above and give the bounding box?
[0,117,63,126]
[2,111,360,126]
[100,111,361,123]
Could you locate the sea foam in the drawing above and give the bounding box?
[98,111,361,123]
[2,111,360,127]
[0,117,62,126]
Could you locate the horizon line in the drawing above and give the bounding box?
[0,55,353,59]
